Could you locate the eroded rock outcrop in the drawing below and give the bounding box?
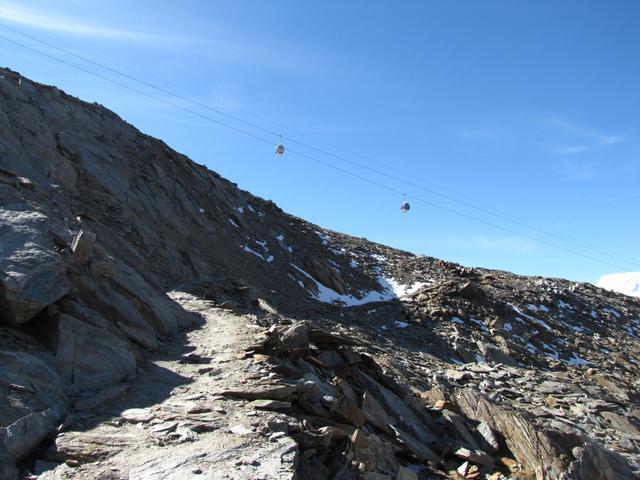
[0,209,69,325]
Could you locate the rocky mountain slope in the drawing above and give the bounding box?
[1,67,639,480]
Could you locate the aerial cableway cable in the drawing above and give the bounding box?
[0,31,636,272]
[1,22,637,270]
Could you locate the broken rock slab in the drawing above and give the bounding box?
[0,210,69,324]
[0,350,67,464]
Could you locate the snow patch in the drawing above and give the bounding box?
[602,306,622,318]
[558,300,574,310]
[242,245,264,260]
[508,303,552,332]
[527,304,549,313]
[471,317,489,334]
[566,353,589,366]
[371,253,387,263]
[315,231,330,245]
[381,277,428,298]
[289,264,428,306]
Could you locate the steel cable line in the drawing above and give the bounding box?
[2,22,638,270]
[288,149,634,272]
[0,33,634,272]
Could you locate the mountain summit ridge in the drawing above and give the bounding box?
[1,67,639,479]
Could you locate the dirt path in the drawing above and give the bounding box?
[37,292,297,480]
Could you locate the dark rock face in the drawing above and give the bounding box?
[0,68,639,479]
[0,210,69,324]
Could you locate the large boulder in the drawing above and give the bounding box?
[455,389,567,479]
[46,312,137,391]
[304,258,348,294]
[0,210,69,324]
[0,351,67,464]
[567,443,636,480]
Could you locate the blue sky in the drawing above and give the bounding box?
[1,0,638,282]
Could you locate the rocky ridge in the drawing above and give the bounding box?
[1,67,639,479]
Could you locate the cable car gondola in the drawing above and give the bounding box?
[401,195,410,213]
[275,134,285,156]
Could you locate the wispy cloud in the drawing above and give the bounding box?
[546,116,624,155]
[554,145,590,155]
[0,2,172,41]
[0,2,329,75]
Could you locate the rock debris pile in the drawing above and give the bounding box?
[218,319,636,479]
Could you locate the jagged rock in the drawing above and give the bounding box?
[316,350,344,368]
[308,328,359,346]
[361,391,394,434]
[567,442,636,479]
[442,410,481,451]
[281,322,310,352]
[356,370,437,447]
[476,421,500,453]
[350,429,399,473]
[0,210,69,324]
[248,399,292,411]
[0,351,67,465]
[337,378,359,403]
[304,258,348,294]
[51,430,141,463]
[454,447,494,466]
[46,312,137,390]
[1,407,65,463]
[70,229,96,266]
[390,425,439,464]
[455,389,570,478]
[120,408,154,423]
[599,412,640,440]
[458,282,482,300]
[330,396,365,427]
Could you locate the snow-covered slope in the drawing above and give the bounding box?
[597,272,640,298]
